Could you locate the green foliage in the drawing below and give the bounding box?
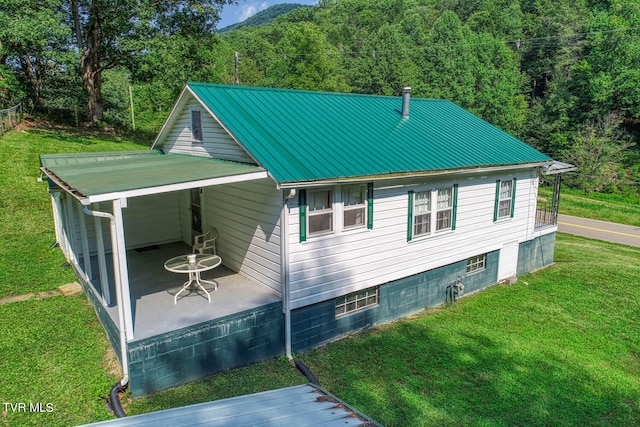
[265,22,350,91]
[561,113,635,194]
[219,4,311,33]
[2,0,640,197]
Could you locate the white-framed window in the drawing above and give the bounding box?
[498,180,513,219]
[466,254,486,274]
[413,191,431,237]
[493,179,517,221]
[335,286,379,317]
[409,185,457,241]
[436,187,453,231]
[191,110,203,143]
[308,188,333,236]
[342,185,366,230]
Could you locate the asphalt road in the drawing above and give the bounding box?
[557,214,640,248]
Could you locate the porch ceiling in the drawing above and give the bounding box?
[40,150,269,204]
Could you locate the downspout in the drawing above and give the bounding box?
[82,205,129,416]
[281,190,319,385]
[280,191,293,360]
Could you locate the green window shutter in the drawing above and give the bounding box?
[367,182,374,229]
[299,189,307,242]
[510,178,517,218]
[407,191,414,241]
[493,180,500,222]
[452,184,459,230]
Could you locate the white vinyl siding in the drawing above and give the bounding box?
[156,95,255,163]
[288,170,542,309]
[65,192,182,255]
[204,179,282,294]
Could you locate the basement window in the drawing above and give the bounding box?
[466,254,487,274]
[335,286,379,317]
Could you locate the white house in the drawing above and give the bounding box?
[40,83,573,396]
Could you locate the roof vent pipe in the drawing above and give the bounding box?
[402,87,411,119]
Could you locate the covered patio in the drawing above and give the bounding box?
[90,241,280,340]
[40,150,287,395]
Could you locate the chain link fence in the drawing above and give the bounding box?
[0,104,23,136]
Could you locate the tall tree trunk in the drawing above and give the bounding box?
[21,53,45,108]
[72,0,104,124]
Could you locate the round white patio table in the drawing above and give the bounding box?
[164,254,222,304]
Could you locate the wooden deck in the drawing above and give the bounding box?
[93,242,281,341]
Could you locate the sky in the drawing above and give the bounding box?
[217,0,318,29]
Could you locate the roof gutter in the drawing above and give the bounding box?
[275,161,553,189]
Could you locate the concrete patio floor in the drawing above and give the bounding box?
[90,242,281,341]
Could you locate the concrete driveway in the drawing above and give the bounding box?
[557,214,640,248]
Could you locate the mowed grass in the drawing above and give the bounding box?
[0,124,147,297]
[539,185,640,227]
[1,125,639,426]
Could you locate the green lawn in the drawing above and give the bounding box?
[540,185,640,227]
[0,125,147,298]
[1,126,639,426]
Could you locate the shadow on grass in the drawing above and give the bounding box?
[301,318,638,427]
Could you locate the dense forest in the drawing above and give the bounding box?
[1,0,639,194]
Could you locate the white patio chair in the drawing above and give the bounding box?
[192,228,218,255]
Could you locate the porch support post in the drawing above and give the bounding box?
[51,192,71,260]
[113,198,134,341]
[64,195,79,266]
[93,210,112,306]
[280,195,292,359]
[76,202,92,280]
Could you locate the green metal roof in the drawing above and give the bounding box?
[188,83,551,184]
[40,150,266,202]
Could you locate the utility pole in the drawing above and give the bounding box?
[129,86,135,130]
[234,52,239,85]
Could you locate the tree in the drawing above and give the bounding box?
[0,0,70,108]
[266,22,349,92]
[68,0,232,124]
[348,24,418,96]
[562,113,634,194]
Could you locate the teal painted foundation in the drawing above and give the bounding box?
[517,232,556,275]
[75,267,122,363]
[126,302,284,396]
[292,250,500,352]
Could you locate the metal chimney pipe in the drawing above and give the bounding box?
[402,87,411,118]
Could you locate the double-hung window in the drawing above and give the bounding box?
[308,189,333,236]
[413,191,431,237]
[343,185,366,230]
[436,188,453,231]
[409,185,458,241]
[494,179,516,221]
